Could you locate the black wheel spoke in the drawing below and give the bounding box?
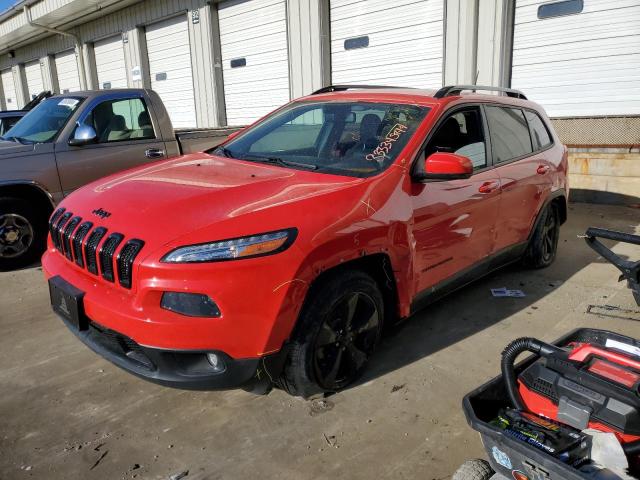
[316,322,338,348]
[345,293,359,327]
[356,310,379,334]
[345,342,368,370]
[324,348,344,386]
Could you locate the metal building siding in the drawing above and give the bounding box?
[94,34,128,89]
[55,49,81,93]
[287,0,330,98]
[146,15,197,128]
[330,0,444,87]
[24,59,44,100]
[218,0,291,126]
[1,68,17,109]
[512,0,640,117]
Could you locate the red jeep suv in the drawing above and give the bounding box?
[43,85,568,397]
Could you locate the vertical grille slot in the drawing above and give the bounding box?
[62,216,81,260]
[54,212,73,251]
[49,208,65,245]
[117,239,144,289]
[71,222,92,267]
[99,233,124,282]
[85,227,107,275]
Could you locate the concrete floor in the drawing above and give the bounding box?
[1,203,639,480]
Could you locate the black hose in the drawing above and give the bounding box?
[501,337,565,411]
[624,439,640,456]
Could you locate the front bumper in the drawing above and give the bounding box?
[56,312,260,390]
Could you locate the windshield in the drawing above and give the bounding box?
[2,96,82,144]
[211,101,429,177]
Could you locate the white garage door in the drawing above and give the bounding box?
[219,0,290,126]
[24,60,44,101]
[1,69,17,109]
[55,50,81,93]
[512,0,640,117]
[146,15,197,128]
[330,0,444,88]
[94,35,128,90]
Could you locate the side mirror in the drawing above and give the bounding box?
[414,152,473,182]
[69,124,97,146]
[226,129,242,142]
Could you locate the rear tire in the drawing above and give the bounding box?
[522,203,560,269]
[0,197,47,271]
[281,270,384,398]
[452,459,495,480]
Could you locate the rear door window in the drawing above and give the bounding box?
[485,106,533,163]
[524,110,552,150]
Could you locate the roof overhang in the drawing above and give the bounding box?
[0,0,142,54]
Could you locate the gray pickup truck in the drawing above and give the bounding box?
[0,88,236,270]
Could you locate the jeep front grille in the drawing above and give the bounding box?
[85,227,107,275]
[99,233,124,282]
[72,222,92,267]
[47,211,145,290]
[117,240,145,289]
[62,216,81,260]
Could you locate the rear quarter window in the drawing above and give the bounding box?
[485,106,533,163]
[525,110,553,150]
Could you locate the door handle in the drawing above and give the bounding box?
[479,180,500,194]
[145,148,165,159]
[536,164,550,175]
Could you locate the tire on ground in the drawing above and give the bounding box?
[0,197,48,271]
[452,459,495,480]
[281,269,384,398]
[522,203,560,269]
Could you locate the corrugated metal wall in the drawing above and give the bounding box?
[0,0,222,127]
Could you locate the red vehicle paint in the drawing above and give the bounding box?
[42,86,568,396]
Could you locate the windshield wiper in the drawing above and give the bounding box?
[214,146,235,158]
[2,136,30,145]
[241,154,318,170]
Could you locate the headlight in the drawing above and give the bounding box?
[161,228,297,263]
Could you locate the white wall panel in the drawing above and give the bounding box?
[55,49,81,93]
[1,68,17,109]
[146,15,197,128]
[330,0,444,88]
[512,0,640,117]
[24,59,44,100]
[94,34,128,89]
[219,0,290,126]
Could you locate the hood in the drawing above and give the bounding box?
[57,153,363,254]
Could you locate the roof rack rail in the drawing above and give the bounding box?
[311,85,410,95]
[433,85,527,100]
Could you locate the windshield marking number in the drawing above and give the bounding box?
[365,123,408,163]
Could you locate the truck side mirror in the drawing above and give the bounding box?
[69,124,97,146]
[413,152,473,182]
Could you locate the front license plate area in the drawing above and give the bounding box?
[49,275,88,331]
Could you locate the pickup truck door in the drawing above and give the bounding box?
[54,94,168,195]
[410,105,500,294]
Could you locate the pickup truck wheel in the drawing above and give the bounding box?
[282,271,384,398]
[522,203,559,269]
[0,198,46,271]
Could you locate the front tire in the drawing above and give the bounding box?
[0,197,47,271]
[522,203,560,269]
[281,270,384,398]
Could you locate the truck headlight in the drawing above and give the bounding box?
[161,228,297,263]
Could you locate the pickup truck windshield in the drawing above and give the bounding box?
[2,96,82,144]
[213,101,429,177]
